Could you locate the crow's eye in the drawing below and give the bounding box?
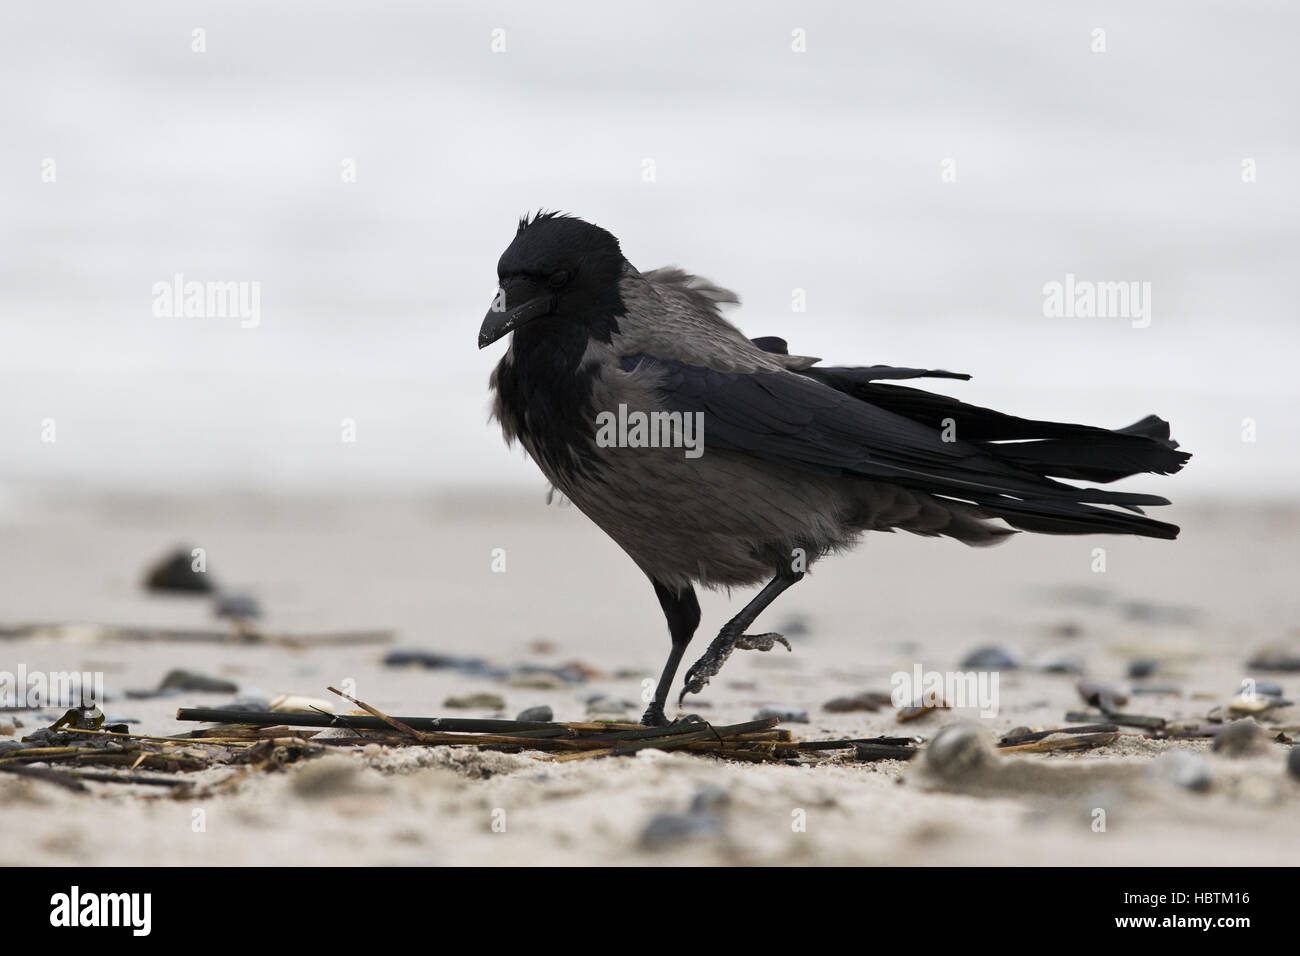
[548,270,570,288]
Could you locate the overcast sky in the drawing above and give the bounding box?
[2,1,1296,498]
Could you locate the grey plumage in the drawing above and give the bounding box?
[481,212,1189,723]
[493,263,1011,584]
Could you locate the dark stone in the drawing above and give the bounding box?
[1245,646,1300,672]
[158,669,238,694]
[925,723,989,779]
[1077,680,1128,712]
[1127,658,1158,679]
[214,592,261,619]
[382,650,507,678]
[822,691,890,713]
[639,812,724,850]
[144,547,214,594]
[960,646,1020,670]
[1247,680,1285,698]
[512,663,588,684]
[754,705,808,723]
[1212,719,1269,756]
[689,785,731,814]
[217,696,273,712]
[1035,652,1085,675]
[585,695,632,714]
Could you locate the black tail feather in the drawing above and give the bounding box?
[801,366,1190,541]
[957,494,1182,540]
[804,371,1191,484]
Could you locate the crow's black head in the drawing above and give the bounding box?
[479,212,626,348]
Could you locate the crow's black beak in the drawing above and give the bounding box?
[479,279,555,348]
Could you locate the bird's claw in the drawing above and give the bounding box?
[678,631,790,704]
[733,632,791,653]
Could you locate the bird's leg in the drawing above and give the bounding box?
[679,570,803,704]
[640,580,701,726]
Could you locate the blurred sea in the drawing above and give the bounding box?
[1,1,1296,499]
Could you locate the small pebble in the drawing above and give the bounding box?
[1213,719,1270,757]
[959,646,1020,670]
[1246,646,1300,672]
[754,705,808,723]
[1228,693,1291,715]
[383,650,507,679]
[823,691,890,713]
[689,785,731,814]
[218,696,273,712]
[925,723,989,779]
[443,693,506,710]
[159,669,238,694]
[214,592,261,619]
[1245,680,1284,698]
[1127,658,1159,679]
[1077,680,1128,712]
[1122,601,1196,625]
[1148,751,1212,793]
[516,705,553,722]
[522,664,590,684]
[507,672,568,690]
[1034,652,1085,675]
[638,812,724,850]
[143,547,215,594]
[584,694,631,715]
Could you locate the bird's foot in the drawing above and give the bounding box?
[679,631,791,704]
[640,702,707,727]
[639,701,669,727]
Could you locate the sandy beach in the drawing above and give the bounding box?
[1,1,1297,886]
[1,490,1296,866]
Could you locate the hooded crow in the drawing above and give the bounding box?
[480,212,1190,726]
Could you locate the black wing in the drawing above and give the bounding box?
[623,354,1188,539]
